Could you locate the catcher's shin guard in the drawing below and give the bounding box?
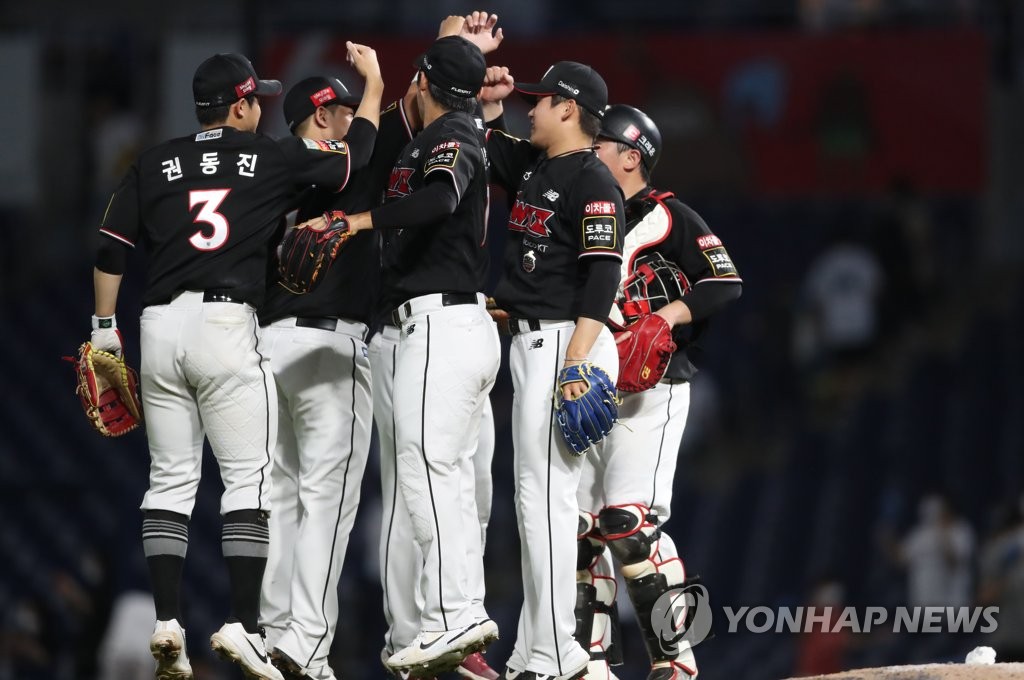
[572,582,597,650]
[625,573,679,666]
[604,601,623,666]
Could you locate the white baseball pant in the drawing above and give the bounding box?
[505,320,618,678]
[379,293,499,636]
[577,380,692,674]
[139,291,276,516]
[258,316,373,669]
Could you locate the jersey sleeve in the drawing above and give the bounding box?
[98,163,141,248]
[278,135,355,193]
[572,169,624,260]
[669,201,742,284]
[421,132,480,202]
[485,129,538,193]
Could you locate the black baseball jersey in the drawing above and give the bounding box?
[613,188,742,380]
[378,110,489,306]
[99,126,361,308]
[486,130,624,320]
[259,101,415,326]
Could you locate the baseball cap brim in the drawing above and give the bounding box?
[514,82,557,103]
[254,79,283,97]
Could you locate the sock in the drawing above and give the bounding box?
[142,509,189,622]
[222,509,270,633]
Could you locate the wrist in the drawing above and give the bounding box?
[92,314,116,330]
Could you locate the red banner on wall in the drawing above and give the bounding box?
[266,28,986,195]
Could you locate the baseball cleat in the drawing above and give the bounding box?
[457,651,500,680]
[647,660,697,679]
[150,619,193,680]
[210,622,284,680]
[270,648,338,680]
[500,664,587,680]
[387,618,499,675]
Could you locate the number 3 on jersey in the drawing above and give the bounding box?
[188,189,231,251]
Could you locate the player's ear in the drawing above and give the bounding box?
[561,98,576,123]
[626,148,644,173]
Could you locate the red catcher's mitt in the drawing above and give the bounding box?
[278,210,353,294]
[67,342,143,436]
[614,314,677,392]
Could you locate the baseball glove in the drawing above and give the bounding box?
[278,210,353,294]
[615,314,677,392]
[67,342,143,436]
[554,362,619,455]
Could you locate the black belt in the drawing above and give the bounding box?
[390,292,478,326]
[295,317,339,332]
[203,290,243,304]
[497,317,542,337]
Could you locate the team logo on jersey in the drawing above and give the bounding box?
[387,167,415,198]
[303,138,349,154]
[522,249,537,273]
[509,200,554,238]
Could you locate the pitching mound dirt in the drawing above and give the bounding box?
[791,663,1024,679]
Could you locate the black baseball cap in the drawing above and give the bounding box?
[415,36,486,99]
[283,76,362,131]
[193,53,282,108]
[515,61,608,117]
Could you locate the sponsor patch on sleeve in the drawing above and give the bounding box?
[583,200,616,215]
[302,138,349,154]
[582,215,617,250]
[696,234,723,250]
[424,140,461,174]
[702,246,738,277]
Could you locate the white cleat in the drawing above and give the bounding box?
[210,622,284,680]
[387,618,499,675]
[150,619,193,680]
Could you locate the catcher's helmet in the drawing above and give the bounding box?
[599,104,662,172]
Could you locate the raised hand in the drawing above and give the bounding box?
[460,11,504,54]
[479,65,515,103]
[346,41,381,82]
[438,14,466,38]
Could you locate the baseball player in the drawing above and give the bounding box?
[90,48,377,680]
[257,68,385,680]
[329,35,500,676]
[575,105,743,680]
[479,63,625,680]
[372,15,505,680]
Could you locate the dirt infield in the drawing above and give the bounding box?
[791,663,1024,679]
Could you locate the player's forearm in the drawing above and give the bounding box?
[354,75,385,129]
[482,100,503,123]
[676,280,743,323]
[94,268,123,317]
[655,299,693,327]
[565,317,605,362]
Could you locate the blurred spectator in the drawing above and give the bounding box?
[97,591,157,680]
[977,497,1024,662]
[793,228,884,375]
[814,70,874,190]
[792,577,852,676]
[894,494,976,608]
[869,180,938,332]
[0,598,52,680]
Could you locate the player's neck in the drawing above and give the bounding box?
[621,176,647,200]
[421,99,450,128]
[545,130,595,159]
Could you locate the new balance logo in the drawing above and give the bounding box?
[406,324,416,336]
[529,338,544,349]
[542,189,559,202]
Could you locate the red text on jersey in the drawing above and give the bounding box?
[509,199,554,238]
[696,234,722,250]
[584,201,616,215]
